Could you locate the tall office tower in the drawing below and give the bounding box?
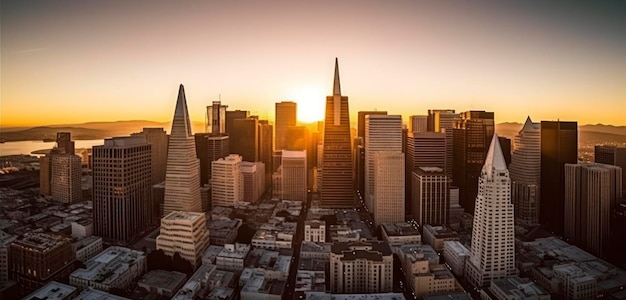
[280,150,307,201]
[428,109,458,176]
[330,241,393,293]
[230,118,259,162]
[132,128,169,185]
[39,154,53,195]
[225,110,249,135]
[411,167,450,226]
[9,233,75,295]
[93,136,153,245]
[258,120,273,188]
[498,137,512,166]
[540,120,577,236]
[373,151,405,226]
[206,100,227,134]
[285,125,309,151]
[465,135,515,288]
[405,132,445,218]
[163,85,203,216]
[595,145,626,194]
[241,161,265,203]
[56,132,75,155]
[275,101,297,151]
[211,154,244,207]
[195,134,230,185]
[156,211,210,269]
[509,117,541,225]
[321,58,354,208]
[365,114,403,211]
[409,115,428,133]
[357,111,387,139]
[564,163,622,256]
[452,110,494,215]
[50,154,82,203]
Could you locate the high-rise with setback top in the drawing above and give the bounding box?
[321,58,354,208]
[163,85,202,215]
[510,116,541,225]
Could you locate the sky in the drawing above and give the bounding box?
[2,1,626,127]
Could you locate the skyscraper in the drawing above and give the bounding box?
[275,101,297,151]
[465,135,515,288]
[241,161,265,203]
[409,115,428,133]
[540,120,577,236]
[595,145,626,194]
[277,150,307,202]
[411,167,450,226]
[225,110,249,135]
[230,117,259,162]
[50,154,82,203]
[132,128,169,185]
[211,154,244,207]
[156,211,210,269]
[357,111,387,139]
[206,100,227,134]
[428,109,457,177]
[365,114,403,211]
[564,163,622,256]
[509,117,541,225]
[321,58,354,208]
[452,110,494,215]
[163,85,202,215]
[258,119,273,188]
[373,151,405,226]
[56,132,75,155]
[93,135,152,245]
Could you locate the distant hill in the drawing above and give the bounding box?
[0,120,205,142]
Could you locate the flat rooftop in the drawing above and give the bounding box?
[443,241,470,256]
[305,292,407,300]
[70,246,145,286]
[381,223,420,236]
[138,270,186,291]
[23,281,76,300]
[73,287,130,300]
[13,232,69,252]
[163,211,203,221]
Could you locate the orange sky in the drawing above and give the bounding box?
[2,1,626,127]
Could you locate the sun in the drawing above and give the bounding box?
[289,86,326,123]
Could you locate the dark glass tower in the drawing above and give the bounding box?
[230,118,259,162]
[540,120,577,236]
[321,58,354,208]
[452,110,494,214]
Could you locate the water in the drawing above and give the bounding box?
[0,140,104,156]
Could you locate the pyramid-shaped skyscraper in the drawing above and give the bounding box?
[163,85,202,215]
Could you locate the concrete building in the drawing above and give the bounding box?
[330,241,393,293]
[452,110,495,214]
[74,287,131,299]
[72,236,103,263]
[206,100,227,135]
[216,243,250,272]
[156,211,210,269]
[428,109,458,177]
[137,270,186,298]
[23,281,77,300]
[540,120,577,236]
[240,273,285,300]
[163,85,203,215]
[70,246,146,292]
[71,219,93,239]
[211,154,244,207]
[275,101,297,151]
[409,115,428,133]
[195,133,230,186]
[251,226,296,250]
[443,241,470,277]
[373,151,405,226]
[51,154,82,203]
[277,150,307,201]
[412,167,450,226]
[131,127,169,185]
[172,263,235,300]
[92,135,153,245]
[207,218,241,246]
[595,145,626,194]
[241,161,265,203]
[564,163,622,256]
[510,117,541,225]
[480,276,551,300]
[465,135,516,288]
[9,233,75,295]
[411,264,458,298]
[321,58,354,208]
[304,220,326,242]
[242,248,292,281]
[423,224,460,252]
[365,114,403,212]
[381,223,421,247]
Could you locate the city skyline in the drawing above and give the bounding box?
[3,1,626,127]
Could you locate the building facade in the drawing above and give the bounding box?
[241,161,265,203]
[373,151,405,226]
[411,167,450,226]
[409,115,428,133]
[510,117,541,225]
[427,109,457,177]
[50,154,82,203]
[279,150,307,201]
[132,127,169,185]
[211,154,244,207]
[275,101,297,151]
[156,211,210,269]
[330,241,393,293]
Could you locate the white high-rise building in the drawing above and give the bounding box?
[465,134,516,288]
[211,154,244,207]
[510,116,541,225]
[51,154,82,203]
[156,211,210,269]
[280,150,307,201]
[163,85,203,215]
[365,114,402,212]
[373,151,405,226]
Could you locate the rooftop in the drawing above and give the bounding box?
[218,243,250,259]
[23,281,76,300]
[163,211,203,221]
[13,232,70,252]
[305,292,407,300]
[73,287,130,300]
[443,241,470,256]
[381,223,420,236]
[70,246,145,286]
[490,276,550,298]
[138,270,187,291]
[331,241,392,261]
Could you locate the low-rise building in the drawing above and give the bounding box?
[73,287,130,300]
[381,223,421,246]
[304,220,326,242]
[23,281,77,300]
[411,264,458,298]
[137,270,187,298]
[202,245,224,265]
[72,236,103,262]
[397,244,439,281]
[243,248,292,281]
[240,273,286,300]
[300,241,332,261]
[252,228,294,250]
[172,263,235,300]
[207,218,241,246]
[69,246,146,292]
[216,243,250,272]
[443,241,469,277]
[330,241,393,294]
[480,276,551,300]
[303,292,407,299]
[423,224,459,251]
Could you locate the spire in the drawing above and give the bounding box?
[333,57,341,96]
[172,84,193,137]
[483,134,507,178]
[520,116,538,133]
